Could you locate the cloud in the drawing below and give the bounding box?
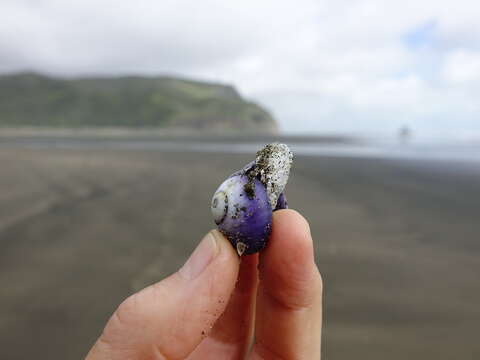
[1,0,480,137]
[443,49,480,84]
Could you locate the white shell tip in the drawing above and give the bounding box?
[255,143,293,208]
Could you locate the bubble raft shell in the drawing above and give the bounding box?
[211,175,272,255]
[211,143,293,256]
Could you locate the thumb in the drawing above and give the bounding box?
[86,230,240,360]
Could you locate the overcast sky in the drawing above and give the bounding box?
[1,0,480,138]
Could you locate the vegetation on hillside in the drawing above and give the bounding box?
[0,72,277,132]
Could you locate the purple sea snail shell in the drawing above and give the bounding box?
[211,143,293,256]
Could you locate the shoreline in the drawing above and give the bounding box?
[0,126,358,144]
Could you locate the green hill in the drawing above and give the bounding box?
[0,72,277,133]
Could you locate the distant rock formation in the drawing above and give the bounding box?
[0,72,278,133]
[398,125,412,143]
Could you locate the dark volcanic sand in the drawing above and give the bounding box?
[0,147,479,359]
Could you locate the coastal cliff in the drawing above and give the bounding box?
[0,72,277,133]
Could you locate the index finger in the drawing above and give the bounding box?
[250,209,323,359]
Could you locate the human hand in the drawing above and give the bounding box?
[86,209,323,359]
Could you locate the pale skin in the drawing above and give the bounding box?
[86,209,323,360]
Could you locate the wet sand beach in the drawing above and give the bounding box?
[0,144,479,359]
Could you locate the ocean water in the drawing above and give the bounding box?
[291,141,480,163]
[1,136,480,164]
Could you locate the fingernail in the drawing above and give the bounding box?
[179,231,219,280]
